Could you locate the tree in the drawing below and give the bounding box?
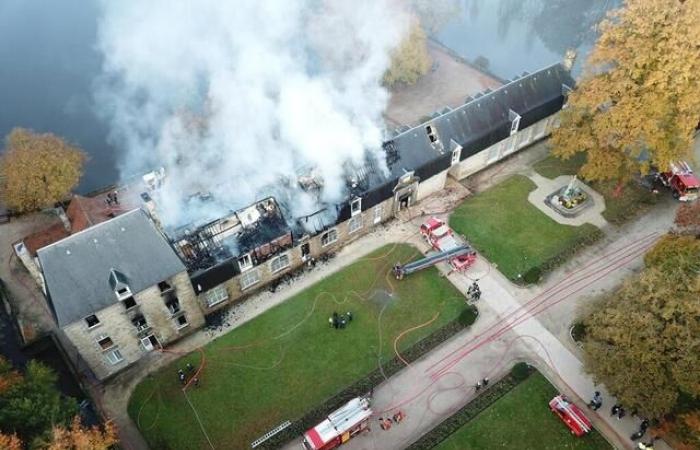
[0,128,86,213]
[34,417,117,450]
[0,359,78,444]
[582,235,700,418]
[0,432,22,450]
[409,0,460,34]
[384,20,431,87]
[550,0,700,182]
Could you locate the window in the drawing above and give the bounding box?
[373,205,383,224]
[158,281,172,293]
[270,253,290,273]
[240,269,260,290]
[321,229,338,247]
[205,285,229,307]
[238,253,253,272]
[166,299,181,315]
[451,147,461,165]
[85,314,100,329]
[105,349,123,365]
[122,296,137,310]
[97,335,114,350]
[175,314,188,329]
[426,125,438,143]
[348,215,362,234]
[509,110,521,136]
[350,198,362,216]
[132,315,148,332]
[115,286,132,300]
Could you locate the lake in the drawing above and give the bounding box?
[0,0,619,193]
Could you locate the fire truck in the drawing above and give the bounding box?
[656,161,699,202]
[549,395,592,437]
[419,217,477,271]
[302,397,372,450]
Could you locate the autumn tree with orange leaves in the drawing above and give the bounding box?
[0,128,86,213]
[550,0,700,182]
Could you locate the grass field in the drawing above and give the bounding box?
[435,373,612,450]
[128,244,470,450]
[450,175,601,282]
[533,154,659,225]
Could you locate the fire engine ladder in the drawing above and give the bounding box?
[250,420,291,448]
[394,245,472,279]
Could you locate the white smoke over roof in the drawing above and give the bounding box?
[95,0,410,227]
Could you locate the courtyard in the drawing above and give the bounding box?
[128,244,471,449]
[449,175,602,283]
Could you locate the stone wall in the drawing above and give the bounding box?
[62,270,202,380]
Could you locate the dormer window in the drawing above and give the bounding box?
[109,269,132,300]
[425,125,439,143]
[351,198,361,216]
[238,253,253,272]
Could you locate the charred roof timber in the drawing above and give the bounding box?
[170,197,291,274]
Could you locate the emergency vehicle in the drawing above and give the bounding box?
[549,395,592,437]
[419,217,477,271]
[657,161,699,201]
[302,397,372,450]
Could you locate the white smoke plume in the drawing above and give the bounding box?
[95,0,410,227]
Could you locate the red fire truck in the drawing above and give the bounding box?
[656,161,699,202]
[549,395,592,437]
[302,397,372,450]
[420,217,477,271]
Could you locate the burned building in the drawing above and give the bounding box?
[182,62,575,311]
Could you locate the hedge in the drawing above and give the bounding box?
[406,363,535,449]
[261,305,479,449]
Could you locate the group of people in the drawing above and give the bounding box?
[474,377,489,391]
[329,311,353,329]
[177,362,199,387]
[589,391,654,446]
[378,411,405,431]
[467,281,481,302]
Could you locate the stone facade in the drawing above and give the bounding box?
[62,271,203,380]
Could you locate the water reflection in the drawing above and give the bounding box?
[438,0,620,79]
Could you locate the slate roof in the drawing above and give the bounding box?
[37,209,186,327]
[336,62,574,222]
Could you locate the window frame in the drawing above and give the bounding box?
[84,314,100,329]
[350,198,362,217]
[205,285,229,307]
[269,253,290,274]
[105,349,123,365]
[175,314,189,329]
[238,253,253,272]
[321,228,338,247]
[239,268,261,290]
[96,335,115,351]
[121,296,137,310]
[348,215,363,234]
[373,205,383,224]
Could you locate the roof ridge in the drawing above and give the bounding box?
[38,208,143,254]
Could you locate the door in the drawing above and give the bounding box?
[301,243,310,260]
[141,335,158,351]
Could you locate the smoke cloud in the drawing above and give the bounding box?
[95,0,410,227]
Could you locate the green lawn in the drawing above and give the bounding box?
[450,175,601,282]
[533,154,659,225]
[129,244,469,450]
[435,373,612,450]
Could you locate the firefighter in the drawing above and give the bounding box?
[588,391,603,411]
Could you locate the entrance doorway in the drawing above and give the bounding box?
[141,335,159,352]
[301,242,310,260]
[398,194,411,210]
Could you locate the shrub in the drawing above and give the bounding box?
[458,305,478,327]
[511,362,532,381]
[571,322,586,342]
